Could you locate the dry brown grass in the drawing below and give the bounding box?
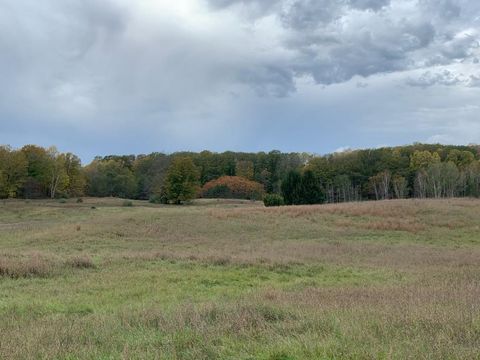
[67,255,95,269]
[0,252,54,278]
[1,198,480,359]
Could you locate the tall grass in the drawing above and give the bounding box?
[0,198,479,358]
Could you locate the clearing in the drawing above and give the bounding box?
[0,198,479,359]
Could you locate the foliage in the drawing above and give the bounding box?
[63,153,86,198]
[410,150,441,170]
[446,149,475,169]
[235,160,254,180]
[392,175,407,199]
[281,170,303,205]
[0,146,28,198]
[369,171,391,200]
[281,170,325,205]
[133,153,170,200]
[201,176,265,200]
[2,143,480,202]
[84,159,136,198]
[165,157,200,204]
[21,145,53,198]
[149,193,168,204]
[300,170,325,204]
[263,193,285,207]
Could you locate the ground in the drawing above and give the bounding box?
[0,197,479,359]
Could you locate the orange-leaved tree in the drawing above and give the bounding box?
[201,176,264,200]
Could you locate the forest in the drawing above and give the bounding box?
[1,143,480,204]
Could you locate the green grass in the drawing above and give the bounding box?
[0,198,479,359]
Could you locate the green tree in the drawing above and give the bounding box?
[446,149,475,169]
[134,153,170,199]
[235,160,254,180]
[281,170,303,205]
[84,159,136,198]
[0,146,28,198]
[466,161,480,197]
[63,153,85,197]
[21,145,52,198]
[165,157,199,204]
[300,170,324,204]
[410,150,441,171]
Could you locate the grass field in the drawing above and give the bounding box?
[0,198,479,359]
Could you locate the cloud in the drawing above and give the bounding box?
[468,74,480,87]
[0,0,480,160]
[406,69,466,88]
[347,0,390,11]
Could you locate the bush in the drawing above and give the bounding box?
[76,198,83,203]
[201,176,265,200]
[58,198,67,204]
[122,200,133,207]
[263,194,285,207]
[149,194,168,204]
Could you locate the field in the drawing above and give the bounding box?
[0,198,479,359]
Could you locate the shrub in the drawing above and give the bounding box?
[263,194,285,207]
[58,198,67,204]
[76,198,83,203]
[201,176,265,200]
[149,194,168,204]
[122,200,133,207]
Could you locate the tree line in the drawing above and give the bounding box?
[1,143,479,204]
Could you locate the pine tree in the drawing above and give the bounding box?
[300,170,324,204]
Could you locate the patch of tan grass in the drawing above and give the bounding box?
[67,255,95,269]
[0,253,54,278]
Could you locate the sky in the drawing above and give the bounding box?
[0,0,479,163]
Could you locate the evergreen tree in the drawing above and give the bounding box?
[300,170,324,204]
[281,170,303,205]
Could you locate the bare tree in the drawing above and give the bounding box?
[415,170,427,199]
[370,171,391,200]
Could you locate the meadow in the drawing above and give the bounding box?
[0,198,479,359]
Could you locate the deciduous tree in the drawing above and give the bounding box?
[165,157,199,204]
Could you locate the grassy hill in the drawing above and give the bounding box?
[0,198,479,359]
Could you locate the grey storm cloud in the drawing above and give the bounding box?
[0,0,479,160]
[207,0,479,87]
[347,0,391,11]
[2,0,479,99]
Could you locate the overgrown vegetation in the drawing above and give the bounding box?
[263,193,285,207]
[2,143,480,204]
[0,198,479,358]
